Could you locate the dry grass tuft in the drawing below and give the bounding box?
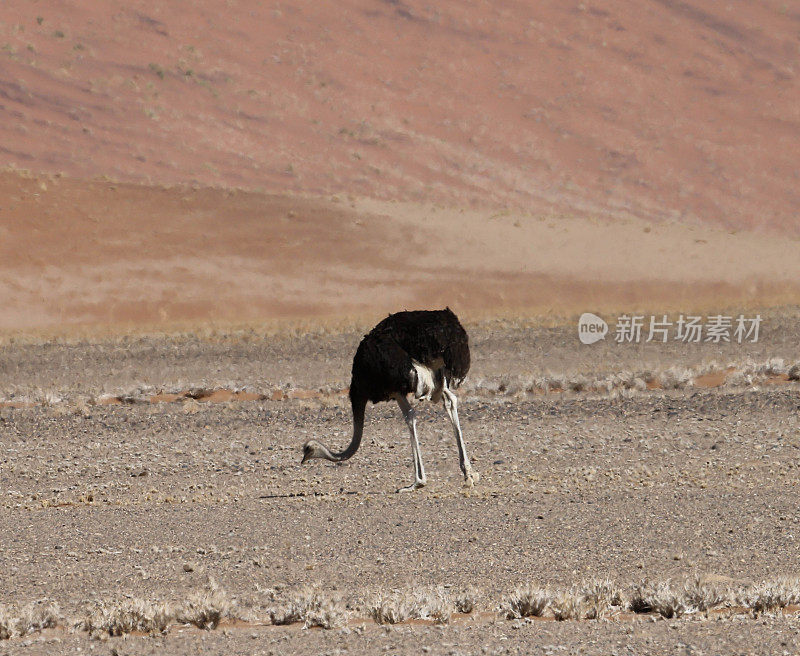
[736,577,800,615]
[681,575,731,613]
[78,580,237,638]
[504,576,742,621]
[453,589,478,614]
[369,591,412,625]
[579,578,624,619]
[174,578,232,629]
[504,579,624,620]
[550,591,584,621]
[267,603,303,626]
[503,584,551,619]
[369,587,462,625]
[658,366,694,390]
[269,587,347,629]
[4,575,800,641]
[79,597,173,637]
[629,579,688,618]
[0,600,60,639]
[414,589,452,624]
[474,356,800,400]
[629,576,734,618]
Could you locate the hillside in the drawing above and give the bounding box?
[1,0,798,232]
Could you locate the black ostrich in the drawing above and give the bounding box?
[301,308,477,492]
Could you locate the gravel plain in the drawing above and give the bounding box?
[1,315,799,654]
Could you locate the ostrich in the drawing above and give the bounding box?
[301,308,477,492]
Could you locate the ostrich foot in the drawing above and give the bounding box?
[396,480,426,493]
[463,469,479,488]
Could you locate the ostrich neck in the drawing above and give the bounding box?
[321,395,366,461]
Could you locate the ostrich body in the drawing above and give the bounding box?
[301,308,476,492]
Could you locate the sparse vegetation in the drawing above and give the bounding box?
[0,600,59,639]
[0,578,799,643]
[174,579,232,629]
[78,580,236,638]
[466,357,800,400]
[268,587,346,629]
[503,584,550,619]
[502,576,800,622]
[681,575,730,613]
[453,589,477,614]
[369,588,468,625]
[629,579,689,618]
[369,592,412,625]
[79,598,173,637]
[4,355,799,411]
[551,591,585,621]
[737,577,800,615]
[579,579,624,619]
[504,579,624,621]
[148,63,165,79]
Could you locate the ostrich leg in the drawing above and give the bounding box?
[441,380,477,487]
[395,395,426,492]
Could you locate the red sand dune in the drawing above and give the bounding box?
[1,2,799,333]
[1,0,798,232]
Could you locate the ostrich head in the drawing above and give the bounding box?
[301,439,330,463]
[300,395,365,464]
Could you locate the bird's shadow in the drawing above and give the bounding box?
[258,490,361,500]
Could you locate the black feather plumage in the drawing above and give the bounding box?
[350,308,470,405]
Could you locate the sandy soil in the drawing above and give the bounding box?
[2,170,800,334]
[1,320,799,653]
[1,1,799,233]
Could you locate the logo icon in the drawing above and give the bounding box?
[578,313,608,345]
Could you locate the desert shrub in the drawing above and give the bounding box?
[504,584,550,619]
[270,587,346,629]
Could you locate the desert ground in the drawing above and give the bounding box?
[1,315,800,654]
[2,1,800,654]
